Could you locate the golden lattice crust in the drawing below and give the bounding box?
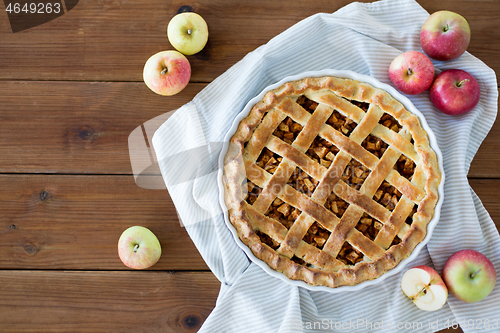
[223,76,441,288]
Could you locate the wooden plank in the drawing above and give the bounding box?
[0,269,469,333]
[469,179,500,230]
[0,270,220,332]
[468,91,500,178]
[0,174,498,271]
[0,174,207,270]
[0,269,472,333]
[0,81,498,176]
[0,0,498,82]
[0,81,205,174]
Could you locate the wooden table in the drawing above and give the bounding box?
[0,0,498,332]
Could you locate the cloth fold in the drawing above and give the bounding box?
[152,0,499,332]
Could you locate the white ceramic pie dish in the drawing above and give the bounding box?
[217,69,445,293]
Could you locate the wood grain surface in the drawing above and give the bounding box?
[0,270,219,332]
[0,0,499,82]
[0,81,204,174]
[0,81,497,176]
[0,175,496,272]
[0,174,207,270]
[0,0,499,331]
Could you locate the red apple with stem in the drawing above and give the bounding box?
[429,69,480,115]
[143,50,191,96]
[420,11,471,61]
[388,51,435,95]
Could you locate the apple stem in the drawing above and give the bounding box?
[187,29,192,35]
[470,268,481,279]
[407,68,413,76]
[456,79,470,88]
[161,68,168,75]
[133,244,139,253]
[443,24,449,32]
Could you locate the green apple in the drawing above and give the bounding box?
[167,12,208,55]
[401,265,448,311]
[118,226,162,269]
[442,249,496,303]
[143,50,191,96]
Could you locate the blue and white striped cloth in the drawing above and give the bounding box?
[152,0,499,331]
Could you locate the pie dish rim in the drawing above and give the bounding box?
[217,69,445,293]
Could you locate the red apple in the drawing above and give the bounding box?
[429,69,480,115]
[118,226,162,269]
[143,50,191,96]
[401,265,448,311]
[420,11,471,61]
[388,51,435,95]
[442,249,496,303]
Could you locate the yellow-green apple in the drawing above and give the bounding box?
[401,265,448,311]
[143,50,191,96]
[420,11,470,61]
[388,51,435,95]
[429,69,480,115]
[118,226,162,269]
[167,12,209,56]
[442,249,496,303]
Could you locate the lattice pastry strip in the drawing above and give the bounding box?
[275,106,371,258]
[244,186,346,271]
[278,101,387,260]
[322,130,418,260]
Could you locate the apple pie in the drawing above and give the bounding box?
[223,76,441,288]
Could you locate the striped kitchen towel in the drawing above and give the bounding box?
[152,0,499,332]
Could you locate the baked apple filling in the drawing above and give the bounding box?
[328,109,357,136]
[273,117,303,144]
[305,135,339,168]
[256,148,282,174]
[342,159,371,190]
[256,230,279,250]
[395,154,416,180]
[292,256,307,265]
[303,221,331,250]
[362,134,388,158]
[350,100,370,112]
[296,95,319,113]
[375,180,402,212]
[337,241,364,265]
[244,180,262,205]
[355,212,384,241]
[406,206,418,226]
[379,113,402,132]
[324,192,349,218]
[265,198,302,230]
[287,167,318,197]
